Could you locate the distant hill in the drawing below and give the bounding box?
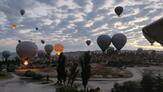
[64,51,85,57]
[1,50,163,60]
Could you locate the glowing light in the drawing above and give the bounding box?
[23,60,29,66]
[54,43,64,56]
[56,52,61,56]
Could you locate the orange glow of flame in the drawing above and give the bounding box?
[56,51,61,56]
[23,60,29,66]
[54,43,64,56]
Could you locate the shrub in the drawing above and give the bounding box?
[32,73,43,80]
[7,64,16,72]
[24,70,36,77]
[56,87,85,92]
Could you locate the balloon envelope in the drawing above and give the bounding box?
[142,29,155,45]
[107,47,115,54]
[20,9,25,16]
[16,41,38,59]
[112,33,127,50]
[86,40,91,46]
[12,22,16,30]
[97,35,111,52]
[18,40,21,43]
[44,44,53,55]
[136,48,143,54]
[142,17,163,45]
[54,43,64,55]
[41,40,45,44]
[115,6,123,16]
[36,27,38,30]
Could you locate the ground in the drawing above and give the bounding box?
[0,66,147,92]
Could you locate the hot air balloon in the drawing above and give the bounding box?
[20,9,25,16]
[36,27,38,30]
[18,40,21,43]
[115,6,123,17]
[12,22,16,30]
[16,41,38,59]
[97,35,111,52]
[136,48,143,55]
[44,44,53,56]
[41,40,45,44]
[142,29,155,45]
[142,17,163,45]
[2,50,10,61]
[54,43,64,55]
[107,47,115,55]
[86,40,91,46]
[112,33,127,51]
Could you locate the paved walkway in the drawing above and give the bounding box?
[0,73,55,92]
[0,67,146,92]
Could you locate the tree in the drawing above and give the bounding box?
[57,53,67,84]
[80,51,91,91]
[67,63,79,86]
[123,81,141,92]
[155,74,163,92]
[111,81,141,92]
[111,83,123,92]
[2,50,10,72]
[111,72,163,92]
[15,56,21,66]
[141,73,155,92]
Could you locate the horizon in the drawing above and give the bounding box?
[0,0,163,52]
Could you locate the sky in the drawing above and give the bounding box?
[0,0,163,52]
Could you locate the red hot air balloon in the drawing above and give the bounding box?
[12,22,17,30]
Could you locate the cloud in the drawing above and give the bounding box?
[0,0,163,52]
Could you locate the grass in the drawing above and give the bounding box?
[91,67,132,78]
[20,77,53,83]
[15,70,54,84]
[0,71,13,80]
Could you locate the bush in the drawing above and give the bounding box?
[7,64,16,72]
[0,71,6,76]
[56,87,85,92]
[111,73,163,92]
[32,73,43,80]
[24,70,43,80]
[24,70,36,77]
[111,81,141,92]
